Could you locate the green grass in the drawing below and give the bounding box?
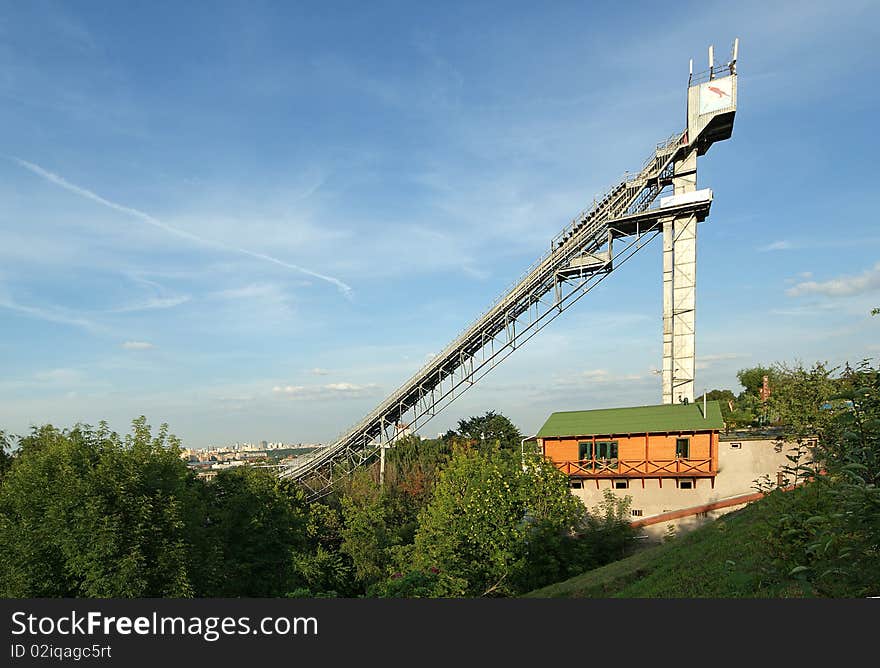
[525,489,816,598]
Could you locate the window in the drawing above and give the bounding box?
[678,479,693,489]
[570,480,583,490]
[614,480,629,489]
[631,509,643,517]
[577,441,591,461]
[730,442,742,449]
[675,437,690,458]
[596,441,618,460]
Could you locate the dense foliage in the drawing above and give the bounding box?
[0,410,635,598]
[4,356,875,599]
[0,430,12,480]
[530,359,880,598]
[697,364,779,430]
[445,411,523,451]
[0,419,198,596]
[756,360,880,596]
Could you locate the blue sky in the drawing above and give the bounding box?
[1,1,878,446]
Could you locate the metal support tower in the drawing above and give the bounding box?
[281,40,739,500]
[662,148,699,404]
[663,39,739,404]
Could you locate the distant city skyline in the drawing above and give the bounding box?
[1,1,878,448]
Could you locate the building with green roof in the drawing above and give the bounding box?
[537,401,723,486]
[537,401,723,439]
[535,401,803,544]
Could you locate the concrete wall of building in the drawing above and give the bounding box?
[634,504,749,543]
[569,439,806,542]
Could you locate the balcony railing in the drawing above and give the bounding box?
[554,457,714,478]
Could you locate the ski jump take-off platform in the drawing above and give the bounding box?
[281,40,740,501]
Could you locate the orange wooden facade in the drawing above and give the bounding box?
[541,430,719,480]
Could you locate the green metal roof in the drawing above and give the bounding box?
[537,401,723,438]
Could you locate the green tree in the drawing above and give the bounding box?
[410,446,521,596]
[406,446,588,596]
[450,411,523,451]
[289,501,357,597]
[0,418,197,597]
[383,434,450,506]
[696,389,736,413]
[367,566,469,598]
[824,362,880,479]
[758,361,880,596]
[736,366,778,398]
[511,456,604,593]
[766,361,839,443]
[339,469,398,588]
[730,393,760,430]
[200,467,311,597]
[0,430,13,480]
[696,388,756,432]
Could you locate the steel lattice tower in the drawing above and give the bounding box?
[281,40,739,499]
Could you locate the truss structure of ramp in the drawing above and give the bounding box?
[282,45,738,501]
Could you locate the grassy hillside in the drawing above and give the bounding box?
[525,487,822,598]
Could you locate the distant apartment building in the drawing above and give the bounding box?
[210,460,246,471]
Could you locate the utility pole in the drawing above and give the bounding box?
[379,441,390,486]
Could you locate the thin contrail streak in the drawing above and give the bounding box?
[12,157,353,297]
[0,297,102,332]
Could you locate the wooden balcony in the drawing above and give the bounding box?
[554,457,715,478]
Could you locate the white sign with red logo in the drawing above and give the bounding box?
[698,76,733,115]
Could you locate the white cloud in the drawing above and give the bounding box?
[13,158,353,296]
[758,240,793,252]
[771,301,850,317]
[784,271,815,285]
[325,382,360,391]
[786,262,880,298]
[0,295,101,332]
[121,341,155,350]
[309,368,331,376]
[272,382,381,400]
[695,352,748,370]
[34,368,81,384]
[554,368,646,388]
[209,282,297,325]
[111,295,190,312]
[698,353,744,362]
[215,284,275,300]
[273,385,305,394]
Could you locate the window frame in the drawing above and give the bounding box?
[675,437,690,459]
[595,440,619,460]
[577,441,592,461]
